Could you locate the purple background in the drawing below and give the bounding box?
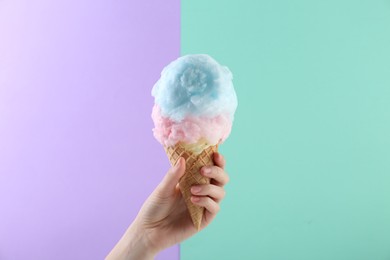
[0,1,179,259]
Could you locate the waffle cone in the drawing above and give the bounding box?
[164,143,218,230]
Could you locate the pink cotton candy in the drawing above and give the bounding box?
[151,105,232,147]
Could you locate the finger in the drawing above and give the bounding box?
[201,166,229,186]
[191,184,226,201]
[158,157,186,196]
[191,196,220,215]
[213,153,226,169]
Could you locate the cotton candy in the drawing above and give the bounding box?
[151,54,237,147]
[152,54,237,121]
[152,105,232,147]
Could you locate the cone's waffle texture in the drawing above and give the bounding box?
[164,143,218,230]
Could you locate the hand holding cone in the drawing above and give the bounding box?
[151,54,237,230]
[165,144,217,230]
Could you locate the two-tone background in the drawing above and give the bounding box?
[1,1,390,259]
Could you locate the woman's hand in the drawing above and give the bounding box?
[106,153,229,260]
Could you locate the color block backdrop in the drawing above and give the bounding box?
[181,0,390,259]
[2,1,390,259]
[0,1,179,259]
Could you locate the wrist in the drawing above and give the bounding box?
[127,223,156,260]
[106,220,157,260]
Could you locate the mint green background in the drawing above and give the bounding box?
[181,1,390,259]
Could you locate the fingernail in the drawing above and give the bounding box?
[191,186,201,194]
[202,167,211,176]
[192,196,200,202]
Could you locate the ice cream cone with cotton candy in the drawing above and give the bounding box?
[151,54,237,230]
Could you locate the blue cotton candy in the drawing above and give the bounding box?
[152,54,237,122]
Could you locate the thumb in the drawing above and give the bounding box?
[158,157,186,196]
